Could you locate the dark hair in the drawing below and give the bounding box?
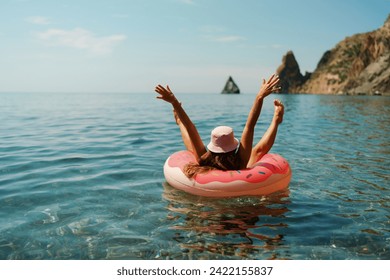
[183,150,241,179]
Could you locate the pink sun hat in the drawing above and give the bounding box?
[207,126,239,153]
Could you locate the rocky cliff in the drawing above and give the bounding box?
[276,15,390,95]
[276,51,311,93]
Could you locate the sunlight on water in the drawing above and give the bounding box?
[0,93,389,259]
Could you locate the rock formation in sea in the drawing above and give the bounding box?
[276,15,390,95]
[276,51,311,93]
[221,76,240,94]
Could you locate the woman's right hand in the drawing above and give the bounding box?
[155,84,178,104]
[257,74,281,99]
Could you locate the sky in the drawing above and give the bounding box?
[0,0,389,93]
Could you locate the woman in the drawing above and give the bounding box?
[155,74,284,178]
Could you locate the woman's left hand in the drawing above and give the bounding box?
[155,85,178,104]
[257,74,281,98]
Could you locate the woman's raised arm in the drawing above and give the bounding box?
[237,74,280,168]
[155,85,206,161]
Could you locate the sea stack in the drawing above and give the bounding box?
[276,50,310,93]
[221,76,240,94]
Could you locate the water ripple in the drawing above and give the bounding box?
[0,93,389,259]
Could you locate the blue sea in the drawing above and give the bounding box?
[0,92,389,260]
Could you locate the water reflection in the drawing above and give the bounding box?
[162,183,290,259]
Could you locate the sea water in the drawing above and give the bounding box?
[0,92,389,260]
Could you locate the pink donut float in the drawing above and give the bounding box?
[163,150,292,197]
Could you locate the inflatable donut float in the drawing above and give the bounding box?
[163,150,292,197]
